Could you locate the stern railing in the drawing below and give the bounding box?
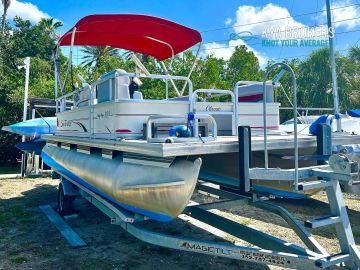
[262,62,299,189]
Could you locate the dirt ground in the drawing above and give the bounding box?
[0,177,359,270]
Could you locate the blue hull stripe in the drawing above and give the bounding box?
[252,185,306,199]
[41,150,173,222]
[200,171,306,199]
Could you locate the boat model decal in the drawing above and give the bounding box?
[96,110,113,119]
[59,120,72,127]
[205,106,221,112]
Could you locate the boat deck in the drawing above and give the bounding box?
[42,133,360,158]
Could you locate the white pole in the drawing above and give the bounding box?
[20,57,30,177]
[22,57,30,122]
[326,0,341,132]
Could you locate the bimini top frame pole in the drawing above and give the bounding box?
[53,27,76,112]
[179,42,202,96]
[263,63,299,188]
[62,27,77,96]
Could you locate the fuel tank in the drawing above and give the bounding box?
[42,144,201,222]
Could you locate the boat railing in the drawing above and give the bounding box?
[146,114,217,143]
[111,72,194,99]
[262,62,300,189]
[55,72,194,113]
[190,89,237,136]
[55,90,81,112]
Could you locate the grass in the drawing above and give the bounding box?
[353,230,360,238]
[79,258,120,270]
[0,212,11,227]
[10,205,29,218]
[0,205,31,228]
[7,250,20,257]
[10,256,28,264]
[240,219,252,225]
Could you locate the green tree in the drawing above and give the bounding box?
[1,0,10,35]
[226,45,262,85]
[347,46,360,108]
[9,17,59,62]
[195,55,228,89]
[0,17,61,164]
[297,48,356,112]
[40,18,63,39]
[349,46,360,65]
[81,46,119,67]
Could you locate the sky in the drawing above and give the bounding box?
[2,0,360,67]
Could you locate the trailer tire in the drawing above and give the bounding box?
[57,183,75,216]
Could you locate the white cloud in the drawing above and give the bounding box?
[320,0,360,30]
[203,3,307,68]
[203,39,268,68]
[225,18,232,25]
[233,3,305,38]
[1,0,50,23]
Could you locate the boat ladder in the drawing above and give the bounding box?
[241,62,360,269]
[245,124,360,269]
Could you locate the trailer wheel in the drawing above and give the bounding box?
[57,183,75,216]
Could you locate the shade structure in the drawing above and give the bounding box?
[58,14,202,60]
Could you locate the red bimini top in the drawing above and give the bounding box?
[58,14,202,61]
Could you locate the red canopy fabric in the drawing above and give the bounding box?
[58,14,202,60]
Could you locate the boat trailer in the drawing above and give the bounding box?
[48,123,360,270]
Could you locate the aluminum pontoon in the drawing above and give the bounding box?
[4,14,360,269]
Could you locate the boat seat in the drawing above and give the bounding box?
[116,82,130,100]
[97,69,131,102]
[115,71,130,100]
[133,91,143,100]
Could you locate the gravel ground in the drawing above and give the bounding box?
[0,177,359,270]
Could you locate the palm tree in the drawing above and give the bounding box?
[1,0,11,36]
[81,46,119,67]
[41,18,63,38]
[349,46,360,65]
